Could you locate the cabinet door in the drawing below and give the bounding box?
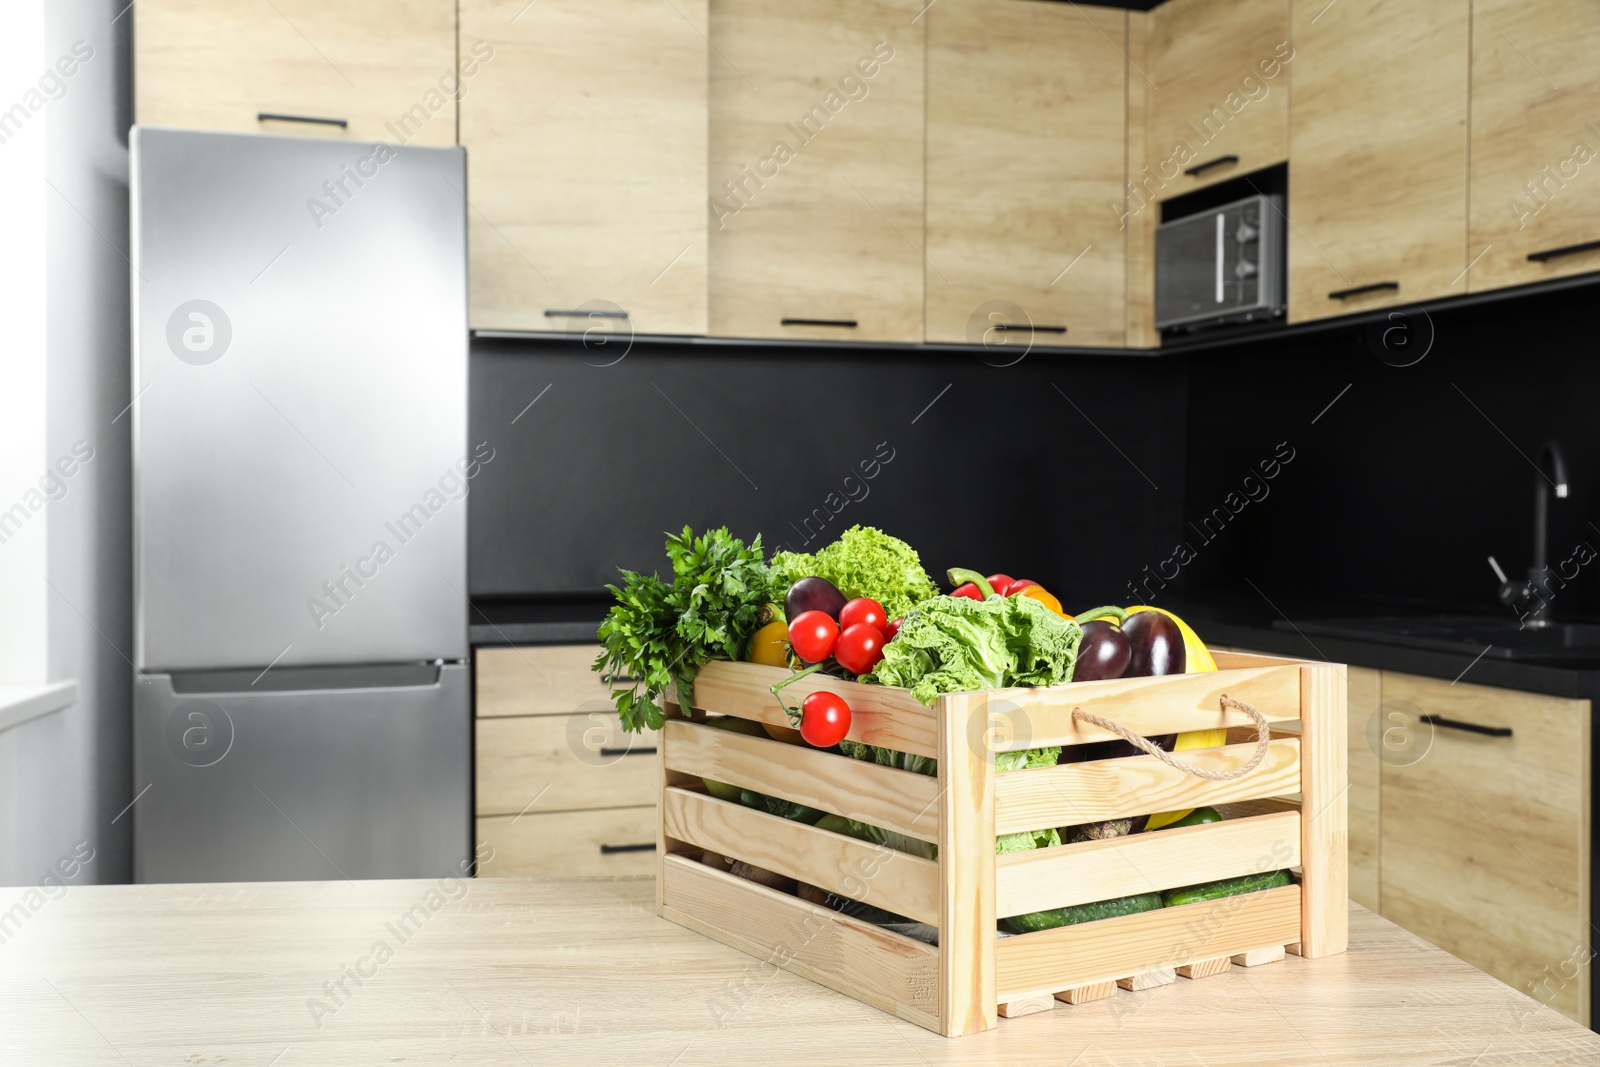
[1468,0,1600,292]
[1346,665,1382,913]
[1379,672,1591,1025]
[925,0,1126,348]
[1145,0,1291,198]
[135,0,458,145]
[1286,0,1469,322]
[708,0,925,343]
[460,0,708,335]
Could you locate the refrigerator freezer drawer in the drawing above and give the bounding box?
[133,663,470,883]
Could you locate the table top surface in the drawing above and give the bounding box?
[3,875,1597,1066]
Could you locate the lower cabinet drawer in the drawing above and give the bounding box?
[476,711,657,816]
[477,807,657,879]
[1379,673,1591,1025]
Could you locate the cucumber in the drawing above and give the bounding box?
[1005,892,1162,934]
[1163,806,1222,829]
[1162,869,1291,908]
[739,787,824,824]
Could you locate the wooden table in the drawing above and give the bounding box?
[3,877,1596,1065]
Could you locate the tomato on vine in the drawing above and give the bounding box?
[799,691,851,747]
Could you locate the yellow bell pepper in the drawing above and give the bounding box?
[1014,584,1066,616]
[746,619,791,668]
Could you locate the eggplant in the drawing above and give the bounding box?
[1072,620,1130,682]
[785,576,847,621]
[1123,610,1185,677]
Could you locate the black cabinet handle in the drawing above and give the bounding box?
[599,842,657,854]
[1527,238,1600,263]
[545,309,629,319]
[599,746,657,757]
[1328,281,1399,300]
[1184,154,1240,177]
[257,112,348,129]
[1421,714,1512,738]
[991,324,1068,334]
[781,318,857,328]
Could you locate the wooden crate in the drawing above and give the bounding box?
[655,650,1347,1037]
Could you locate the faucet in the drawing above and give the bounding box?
[1490,439,1569,628]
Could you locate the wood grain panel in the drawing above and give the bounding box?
[1380,672,1591,1024]
[937,692,997,1036]
[708,0,926,342]
[661,787,941,924]
[692,660,940,759]
[476,712,657,816]
[475,645,611,718]
[994,738,1301,834]
[994,883,1302,1000]
[662,720,941,843]
[987,664,1304,750]
[660,854,941,1031]
[1346,665,1382,912]
[135,0,458,144]
[1467,0,1600,291]
[459,0,708,334]
[1146,0,1291,196]
[476,806,657,878]
[1287,0,1468,321]
[924,0,1127,348]
[994,811,1301,917]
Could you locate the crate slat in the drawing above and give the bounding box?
[660,855,941,1032]
[979,665,1305,750]
[692,661,939,759]
[1211,650,1309,670]
[1298,664,1349,958]
[937,692,997,1038]
[661,787,941,925]
[994,738,1301,834]
[662,720,941,844]
[994,811,1301,918]
[994,883,1303,1001]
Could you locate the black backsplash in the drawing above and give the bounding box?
[468,337,1187,609]
[1179,284,1600,620]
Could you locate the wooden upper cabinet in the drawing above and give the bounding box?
[1286,0,1469,322]
[1469,0,1600,292]
[460,0,708,335]
[1379,673,1591,1025]
[925,0,1127,349]
[135,0,458,144]
[709,0,926,343]
[1145,0,1291,198]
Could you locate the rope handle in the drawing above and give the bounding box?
[1070,695,1271,782]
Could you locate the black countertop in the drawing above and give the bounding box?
[469,592,1600,703]
[1163,593,1600,703]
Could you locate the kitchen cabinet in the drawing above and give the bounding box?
[1145,0,1291,199]
[459,0,708,336]
[134,0,458,145]
[1380,672,1591,1025]
[708,0,926,343]
[1468,0,1600,292]
[474,645,656,878]
[1286,0,1469,322]
[924,0,1127,348]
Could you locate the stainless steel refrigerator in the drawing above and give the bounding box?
[130,128,471,883]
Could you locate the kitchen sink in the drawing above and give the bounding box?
[1274,614,1600,661]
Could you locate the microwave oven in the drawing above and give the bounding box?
[1155,193,1285,332]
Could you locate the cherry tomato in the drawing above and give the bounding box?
[834,623,885,674]
[986,573,1015,597]
[838,597,887,636]
[787,610,839,664]
[799,691,851,747]
[885,617,903,641]
[950,582,983,601]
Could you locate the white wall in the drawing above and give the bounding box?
[0,0,132,886]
